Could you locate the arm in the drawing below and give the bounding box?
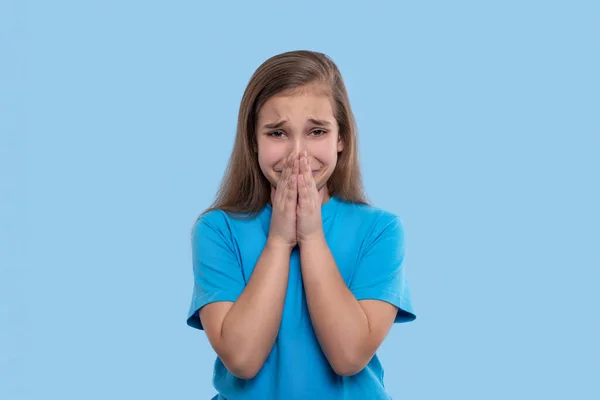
[294,150,401,376]
[199,152,299,380]
[299,237,397,376]
[200,238,292,380]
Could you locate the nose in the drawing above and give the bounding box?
[289,135,307,155]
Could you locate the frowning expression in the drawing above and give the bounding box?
[255,84,344,196]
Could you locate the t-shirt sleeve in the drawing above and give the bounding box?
[349,215,416,323]
[186,211,246,330]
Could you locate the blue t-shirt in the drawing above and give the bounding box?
[186,196,416,400]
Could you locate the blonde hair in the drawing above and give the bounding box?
[199,50,369,222]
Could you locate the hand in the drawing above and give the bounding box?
[268,151,299,249]
[297,149,324,245]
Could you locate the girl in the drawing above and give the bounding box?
[186,50,416,400]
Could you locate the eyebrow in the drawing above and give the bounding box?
[262,118,333,129]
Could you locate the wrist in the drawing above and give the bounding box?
[298,232,326,248]
[266,236,295,253]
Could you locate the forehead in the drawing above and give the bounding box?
[258,85,334,122]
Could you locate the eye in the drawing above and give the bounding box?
[310,129,327,136]
[267,130,286,138]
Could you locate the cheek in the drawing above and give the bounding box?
[257,143,285,170]
[309,145,338,166]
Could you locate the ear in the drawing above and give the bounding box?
[337,134,344,153]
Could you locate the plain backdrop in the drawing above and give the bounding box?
[2,1,599,399]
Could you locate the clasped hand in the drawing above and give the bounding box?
[269,150,324,249]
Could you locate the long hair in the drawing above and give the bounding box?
[199,50,369,223]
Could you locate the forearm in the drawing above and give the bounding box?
[221,238,291,376]
[300,237,371,375]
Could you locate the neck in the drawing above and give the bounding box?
[319,186,330,205]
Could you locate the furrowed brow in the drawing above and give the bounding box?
[307,118,332,127]
[262,118,332,129]
[262,120,287,129]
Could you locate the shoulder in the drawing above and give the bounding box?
[192,208,266,243]
[332,200,405,256]
[336,199,404,237]
[191,209,239,246]
[193,209,229,234]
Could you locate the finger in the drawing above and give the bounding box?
[287,173,297,204]
[298,173,307,207]
[281,153,293,184]
[300,153,313,190]
[281,154,294,201]
[276,154,292,204]
[288,158,298,190]
[284,152,297,185]
[292,154,299,187]
[294,152,300,173]
[286,158,298,205]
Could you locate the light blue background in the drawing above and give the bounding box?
[2,1,599,399]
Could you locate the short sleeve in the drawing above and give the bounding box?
[186,211,246,330]
[349,215,416,323]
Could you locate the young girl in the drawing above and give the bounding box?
[186,50,416,399]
